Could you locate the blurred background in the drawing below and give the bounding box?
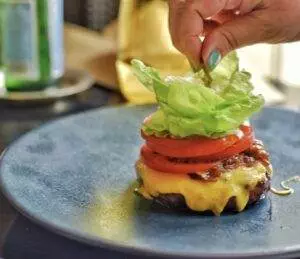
[1,0,299,105]
[63,0,300,106]
[0,0,300,258]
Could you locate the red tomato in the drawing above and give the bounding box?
[200,131,254,161]
[142,126,252,158]
[141,145,217,174]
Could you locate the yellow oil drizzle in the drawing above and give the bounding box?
[271,176,300,196]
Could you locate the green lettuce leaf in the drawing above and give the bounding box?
[131,52,264,138]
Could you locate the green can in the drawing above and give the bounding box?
[0,0,64,91]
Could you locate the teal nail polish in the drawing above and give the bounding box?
[208,50,221,70]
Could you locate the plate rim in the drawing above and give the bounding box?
[0,69,94,102]
[1,105,300,259]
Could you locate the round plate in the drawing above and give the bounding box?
[1,106,300,259]
[0,69,94,103]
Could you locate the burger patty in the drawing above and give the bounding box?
[135,160,272,214]
[149,175,271,212]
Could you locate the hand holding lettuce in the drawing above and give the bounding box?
[131,52,264,138]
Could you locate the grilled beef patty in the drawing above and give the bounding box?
[149,174,270,212]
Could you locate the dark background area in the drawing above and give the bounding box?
[64,0,120,31]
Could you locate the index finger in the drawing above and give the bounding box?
[168,0,228,68]
[169,0,203,68]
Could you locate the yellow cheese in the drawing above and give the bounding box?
[136,160,271,215]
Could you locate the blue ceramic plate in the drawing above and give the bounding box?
[1,106,300,259]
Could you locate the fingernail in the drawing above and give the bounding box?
[208,50,221,70]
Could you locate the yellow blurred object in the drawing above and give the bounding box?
[117,0,191,103]
[64,23,118,90]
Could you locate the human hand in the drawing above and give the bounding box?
[168,0,300,70]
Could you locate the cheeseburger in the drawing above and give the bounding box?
[131,53,272,215]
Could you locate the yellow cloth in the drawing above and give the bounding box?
[116,0,191,103]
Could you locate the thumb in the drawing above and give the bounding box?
[202,15,269,70]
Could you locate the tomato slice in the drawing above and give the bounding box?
[141,145,217,174]
[200,130,254,161]
[142,126,252,158]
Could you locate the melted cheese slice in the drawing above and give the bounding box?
[136,160,271,215]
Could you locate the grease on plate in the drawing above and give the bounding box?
[81,182,138,242]
[271,176,300,196]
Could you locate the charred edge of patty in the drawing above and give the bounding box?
[135,173,271,213]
